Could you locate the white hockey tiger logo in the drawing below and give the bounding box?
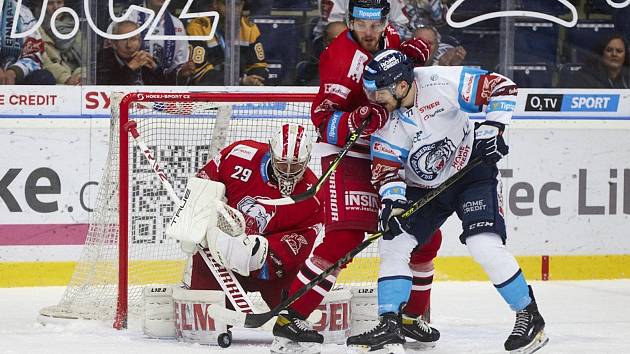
[237,196,273,234]
[410,138,456,181]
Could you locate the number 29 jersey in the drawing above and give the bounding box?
[196,140,323,236]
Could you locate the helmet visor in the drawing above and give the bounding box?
[363,80,396,104]
[350,18,387,33]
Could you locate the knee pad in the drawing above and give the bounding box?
[310,254,341,277]
[410,229,442,264]
[465,232,519,285]
[378,232,418,279]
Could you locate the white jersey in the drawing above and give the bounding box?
[371,66,517,200]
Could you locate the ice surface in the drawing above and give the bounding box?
[1,280,629,354]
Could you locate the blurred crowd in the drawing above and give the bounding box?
[0,0,628,88]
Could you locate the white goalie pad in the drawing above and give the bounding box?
[142,286,176,339]
[172,288,228,345]
[350,285,379,336]
[310,287,353,344]
[165,177,226,248]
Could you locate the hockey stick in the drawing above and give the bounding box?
[124,120,258,315]
[256,117,371,206]
[208,157,484,328]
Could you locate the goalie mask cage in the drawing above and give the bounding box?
[39,92,381,329]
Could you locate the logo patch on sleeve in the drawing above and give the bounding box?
[228,144,258,161]
[324,84,351,99]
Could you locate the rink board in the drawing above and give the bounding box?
[1,86,630,286]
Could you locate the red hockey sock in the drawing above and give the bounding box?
[403,265,434,317]
[404,230,441,317]
[288,257,336,318]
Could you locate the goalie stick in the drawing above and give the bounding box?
[208,157,483,328]
[124,120,258,316]
[256,117,371,206]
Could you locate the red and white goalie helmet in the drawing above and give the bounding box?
[269,123,312,196]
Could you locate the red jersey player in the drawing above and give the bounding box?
[187,123,323,314]
[271,0,442,352]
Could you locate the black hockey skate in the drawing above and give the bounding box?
[401,314,440,349]
[346,312,405,354]
[504,286,549,353]
[271,310,323,354]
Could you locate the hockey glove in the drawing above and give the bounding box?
[379,199,413,240]
[474,121,509,165]
[399,37,432,67]
[349,103,388,137]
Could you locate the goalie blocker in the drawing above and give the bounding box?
[142,285,378,345]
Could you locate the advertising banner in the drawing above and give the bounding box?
[1,86,629,285]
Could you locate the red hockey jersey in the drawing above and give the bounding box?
[311,26,401,153]
[197,140,323,236]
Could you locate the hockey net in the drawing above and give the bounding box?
[39,92,380,328]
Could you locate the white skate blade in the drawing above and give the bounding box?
[270,336,322,354]
[404,339,437,350]
[347,344,406,354]
[510,330,549,354]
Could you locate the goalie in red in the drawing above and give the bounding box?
[163,123,324,347]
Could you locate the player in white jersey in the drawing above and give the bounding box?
[345,50,549,354]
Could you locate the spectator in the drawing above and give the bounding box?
[186,0,269,86]
[403,0,448,39]
[40,0,85,85]
[0,0,55,85]
[108,0,193,85]
[97,21,169,85]
[414,26,467,66]
[558,33,629,88]
[296,21,347,86]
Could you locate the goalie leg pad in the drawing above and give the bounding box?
[350,285,379,336]
[206,227,268,277]
[142,286,176,339]
[172,288,228,345]
[165,177,226,250]
[311,287,352,344]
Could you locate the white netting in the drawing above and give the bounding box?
[39,92,380,326]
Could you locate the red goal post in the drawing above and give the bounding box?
[39,91,381,329]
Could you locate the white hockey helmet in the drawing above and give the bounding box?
[269,123,312,196]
